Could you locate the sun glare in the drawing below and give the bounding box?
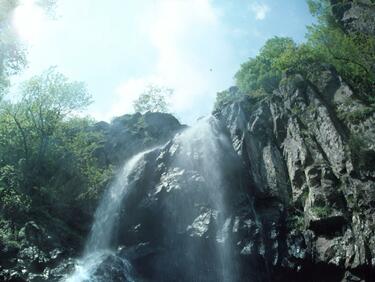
[13,0,45,44]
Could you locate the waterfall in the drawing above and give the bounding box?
[168,116,236,281]
[64,116,236,281]
[64,150,149,282]
[85,152,147,253]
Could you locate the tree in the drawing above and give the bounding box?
[0,0,57,95]
[0,0,26,93]
[235,37,296,95]
[305,0,375,97]
[133,85,173,113]
[233,1,375,101]
[0,68,92,191]
[214,86,244,110]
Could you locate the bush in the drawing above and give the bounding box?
[337,106,374,124]
[229,0,375,107]
[307,0,375,98]
[312,206,331,218]
[0,186,31,223]
[235,37,296,95]
[214,87,243,110]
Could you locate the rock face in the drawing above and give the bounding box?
[93,111,185,166]
[2,75,374,282]
[331,0,375,36]
[3,74,374,281]
[81,67,374,281]
[215,67,375,281]
[114,118,251,281]
[0,221,72,282]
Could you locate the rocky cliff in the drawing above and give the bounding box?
[94,65,373,282]
[3,65,374,282]
[331,0,375,36]
[217,66,375,281]
[1,71,374,282]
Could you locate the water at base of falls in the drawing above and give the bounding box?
[64,251,134,282]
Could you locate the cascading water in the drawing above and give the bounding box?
[160,116,237,281]
[64,116,238,281]
[64,151,150,282]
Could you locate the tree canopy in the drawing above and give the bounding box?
[0,68,105,205]
[133,85,173,113]
[0,0,26,93]
[0,0,57,95]
[216,0,375,110]
[235,37,296,95]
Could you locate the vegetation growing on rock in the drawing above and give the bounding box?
[133,85,173,114]
[216,0,375,112]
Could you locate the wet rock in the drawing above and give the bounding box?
[187,208,217,238]
[216,65,375,280]
[118,242,158,261]
[94,111,184,166]
[92,254,134,282]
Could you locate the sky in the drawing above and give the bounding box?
[12,0,315,124]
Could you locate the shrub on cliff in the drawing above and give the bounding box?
[133,85,173,114]
[0,68,111,242]
[307,0,375,97]
[235,37,296,96]
[216,0,375,109]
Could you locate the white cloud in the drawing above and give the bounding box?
[109,0,234,124]
[250,2,270,20]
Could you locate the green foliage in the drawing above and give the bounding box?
[235,37,296,95]
[214,87,243,110]
[349,134,375,171]
[0,0,57,94]
[21,66,92,117]
[217,37,297,110]
[307,25,375,96]
[337,106,374,124]
[215,90,232,110]
[305,0,375,97]
[287,214,305,231]
[225,0,375,109]
[0,219,21,248]
[307,0,332,22]
[0,186,31,221]
[216,0,375,108]
[54,118,114,203]
[0,68,111,247]
[312,205,332,218]
[0,165,31,233]
[133,85,173,113]
[273,44,323,76]
[0,68,92,194]
[0,0,26,92]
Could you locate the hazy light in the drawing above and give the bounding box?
[13,0,45,43]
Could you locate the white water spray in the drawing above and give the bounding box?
[65,150,149,282]
[64,117,236,281]
[170,116,236,281]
